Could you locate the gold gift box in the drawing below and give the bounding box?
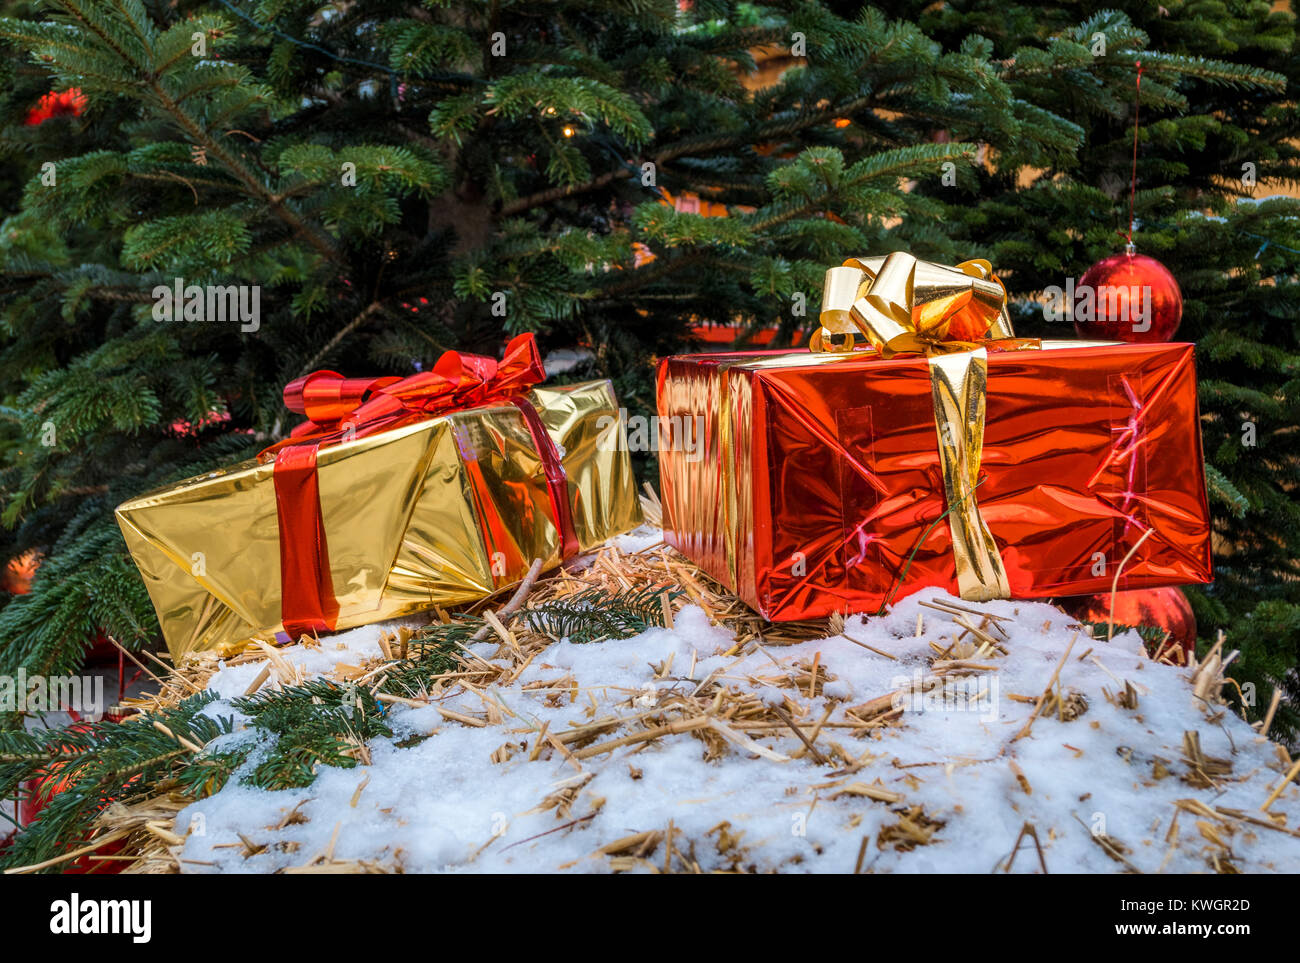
[116,380,640,661]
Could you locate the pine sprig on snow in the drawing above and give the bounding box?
[525,586,684,644]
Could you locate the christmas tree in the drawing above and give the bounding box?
[0,0,1295,736]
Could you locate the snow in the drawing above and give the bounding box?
[168,533,1300,874]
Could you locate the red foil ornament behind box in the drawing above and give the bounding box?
[17,722,129,874]
[1062,586,1197,662]
[657,255,1212,621]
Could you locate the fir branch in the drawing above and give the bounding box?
[525,585,683,644]
[497,94,877,217]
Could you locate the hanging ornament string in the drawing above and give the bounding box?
[1077,59,1183,344]
[1125,60,1143,253]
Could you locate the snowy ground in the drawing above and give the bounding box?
[162,532,1300,874]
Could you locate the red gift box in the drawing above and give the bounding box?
[657,340,1212,620]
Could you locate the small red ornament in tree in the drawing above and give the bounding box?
[24,88,86,126]
[1072,246,1183,342]
[1,548,40,594]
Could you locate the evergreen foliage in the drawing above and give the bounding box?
[0,690,234,870]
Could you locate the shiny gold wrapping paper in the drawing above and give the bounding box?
[116,379,640,660]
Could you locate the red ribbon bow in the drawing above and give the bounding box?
[266,333,578,639]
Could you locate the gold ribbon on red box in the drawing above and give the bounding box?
[814,252,1037,601]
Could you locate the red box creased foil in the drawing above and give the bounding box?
[657,341,1213,621]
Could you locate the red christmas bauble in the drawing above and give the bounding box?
[24,88,86,127]
[1072,250,1182,342]
[1061,587,1197,663]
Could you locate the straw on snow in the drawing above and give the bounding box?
[90,518,1300,875]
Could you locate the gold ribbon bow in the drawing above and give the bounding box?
[814,252,1018,602]
[814,252,1014,355]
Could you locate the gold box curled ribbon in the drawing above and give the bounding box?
[117,337,641,661]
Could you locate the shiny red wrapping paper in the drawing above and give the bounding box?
[657,341,1212,620]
